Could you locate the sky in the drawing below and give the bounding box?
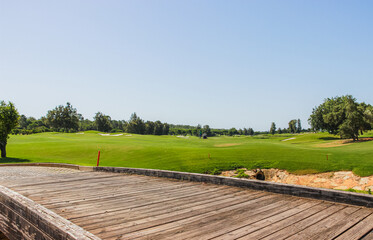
[1,0,373,131]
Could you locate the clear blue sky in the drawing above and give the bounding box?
[1,1,372,130]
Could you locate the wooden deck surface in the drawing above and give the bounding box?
[1,170,372,240]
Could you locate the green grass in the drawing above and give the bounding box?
[3,131,373,176]
[343,188,372,195]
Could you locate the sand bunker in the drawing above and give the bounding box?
[177,136,189,139]
[282,137,295,141]
[317,140,352,148]
[215,143,242,147]
[317,138,373,148]
[98,133,123,137]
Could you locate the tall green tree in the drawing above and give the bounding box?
[0,101,20,158]
[46,102,80,132]
[288,119,297,134]
[309,95,372,140]
[153,121,163,135]
[297,119,302,133]
[228,128,238,136]
[126,113,145,134]
[162,123,170,135]
[269,122,276,135]
[248,128,254,136]
[243,128,248,135]
[145,121,155,135]
[94,112,112,132]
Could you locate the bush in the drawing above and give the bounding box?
[205,168,222,175]
[234,169,249,178]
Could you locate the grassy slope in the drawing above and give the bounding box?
[3,131,373,176]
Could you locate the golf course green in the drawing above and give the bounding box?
[3,131,373,177]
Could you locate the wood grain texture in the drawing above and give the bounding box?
[1,170,372,239]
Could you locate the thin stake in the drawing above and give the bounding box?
[97,151,101,166]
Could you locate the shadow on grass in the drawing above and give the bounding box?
[0,157,31,164]
[319,137,340,141]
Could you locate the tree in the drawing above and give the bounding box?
[153,121,163,135]
[94,112,112,132]
[196,124,202,137]
[126,113,145,134]
[162,123,170,135]
[309,95,372,140]
[203,125,212,136]
[297,119,302,133]
[278,128,282,134]
[243,128,248,135]
[288,119,297,134]
[228,128,238,136]
[269,122,276,135]
[19,115,28,129]
[248,128,254,136]
[46,102,80,132]
[0,101,20,158]
[145,121,155,135]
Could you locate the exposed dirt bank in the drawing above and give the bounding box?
[221,168,373,191]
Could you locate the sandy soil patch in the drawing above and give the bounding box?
[317,138,373,148]
[282,137,295,141]
[98,133,123,137]
[221,168,373,192]
[317,140,352,148]
[177,136,189,139]
[214,143,242,147]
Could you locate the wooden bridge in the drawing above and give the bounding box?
[0,164,372,239]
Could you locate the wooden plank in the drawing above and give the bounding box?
[68,186,238,222]
[138,197,309,240]
[194,199,322,240]
[78,188,252,230]
[2,171,114,188]
[111,194,288,239]
[361,230,373,240]
[51,185,233,218]
[286,206,360,239]
[221,202,332,239]
[334,213,373,240]
[304,207,373,240]
[92,191,273,239]
[41,182,214,210]
[10,174,159,193]
[29,180,197,205]
[259,204,346,240]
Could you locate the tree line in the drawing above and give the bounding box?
[2,94,372,158]
[269,119,304,135]
[10,102,257,137]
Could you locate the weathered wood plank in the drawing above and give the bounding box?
[137,197,308,240]
[198,199,322,240]
[80,189,252,230]
[69,186,236,223]
[43,183,219,214]
[1,168,372,240]
[286,206,360,239]
[94,192,273,239]
[302,207,373,240]
[360,229,373,240]
[334,213,373,240]
[228,202,333,239]
[259,204,346,240]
